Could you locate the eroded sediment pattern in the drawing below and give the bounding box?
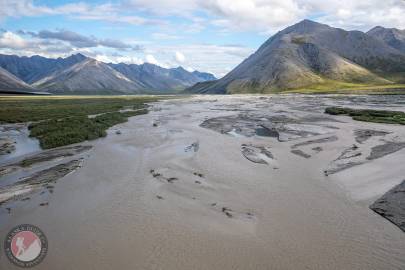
[1,95,405,270]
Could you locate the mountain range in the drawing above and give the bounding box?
[0,53,215,94]
[0,66,33,92]
[187,20,405,94]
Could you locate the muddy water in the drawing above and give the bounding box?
[1,95,405,270]
[0,124,40,164]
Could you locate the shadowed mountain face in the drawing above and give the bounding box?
[0,54,86,84]
[108,63,216,93]
[0,66,33,91]
[368,26,405,53]
[187,20,405,94]
[33,59,145,94]
[0,54,215,94]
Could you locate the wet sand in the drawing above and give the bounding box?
[1,95,405,270]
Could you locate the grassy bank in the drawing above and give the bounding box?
[325,107,405,125]
[0,96,161,149]
[0,95,159,123]
[283,83,405,94]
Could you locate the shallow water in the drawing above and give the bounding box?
[0,124,41,164]
[1,95,405,270]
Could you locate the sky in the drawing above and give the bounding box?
[0,0,405,77]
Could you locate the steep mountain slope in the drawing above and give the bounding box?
[0,53,87,84]
[368,26,405,53]
[0,66,33,91]
[187,20,405,94]
[109,63,216,92]
[34,59,144,94]
[0,53,216,94]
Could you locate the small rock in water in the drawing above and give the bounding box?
[39,202,49,206]
[116,130,122,135]
[291,149,311,159]
[167,177,178,183]
[150,170,161,178]
[222,207,233,218]
[312,146,323,153]
[185,142,199,152]
[156,195,164,200]
[193,172,204,178]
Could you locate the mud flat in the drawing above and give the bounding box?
[1,95,405,270]
[0,145,92,178]
[367,141,405,160]
[0,137,15,155]
[241,144,277,168]
[371,180,405,232]
[0,159,83,205]
[354,129,390,144]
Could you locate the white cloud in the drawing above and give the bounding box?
[0,1,164,26]
[311,0,405,31]
[151,33,181,40]
[2,0,405,33]
[124,0,198,15]
[144,43,253,77]
[0,0,53,18]
[0,31,28,49]
[184,66,195,72]
[0,31,251,77]
[124,0,405,32]
[145,54,159,65]
[175,51,186,63]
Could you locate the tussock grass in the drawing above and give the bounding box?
[0,96,160,149]
[325,107,405,125]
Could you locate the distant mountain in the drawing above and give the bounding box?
[33,59,144,94]
[186,20,405,94]
[0,53,86,84]
[368,26,405,53]
[0,53,216,94]
[191,70,216,81]
[0,66,32,92]
[108,63,216,93]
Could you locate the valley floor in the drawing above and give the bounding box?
[1,94,405,269]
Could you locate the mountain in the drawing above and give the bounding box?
[368,26,405,53]
[0,66,33,92]
[186,20,405,94]
[0,53,86,84]
[108,63,216,93]
[33,59,145,94]
[0,53,216,94]
[191,70,216,81]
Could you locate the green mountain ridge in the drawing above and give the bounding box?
[186,20,405,94]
